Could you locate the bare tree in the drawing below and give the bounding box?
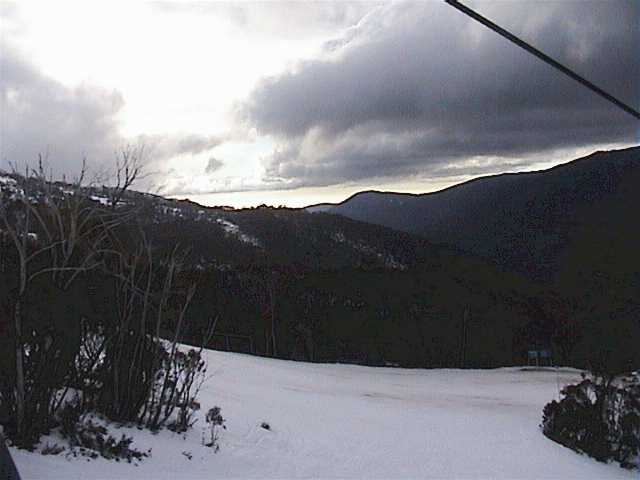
[1,148,211,447]
[108,144,146,208]
[0,156,135,445]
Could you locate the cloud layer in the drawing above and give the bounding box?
[238,1,639,189]
[0,41,223,184]
[2,1,638,201]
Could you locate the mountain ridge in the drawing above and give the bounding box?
[306,146,640,281]
[305,146,639,211]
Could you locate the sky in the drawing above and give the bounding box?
[1,1,638,208]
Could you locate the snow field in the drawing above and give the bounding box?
[11,350,635,479]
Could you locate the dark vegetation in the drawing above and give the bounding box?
[314,147,639,277]
[59,405,151,463]
[309,147,640,371]
[0,155,218,457]
[203,406,225,452]
[542,371,640,469]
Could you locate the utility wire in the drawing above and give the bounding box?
[444,0,640,120]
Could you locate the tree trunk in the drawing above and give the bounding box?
[269,280,277,357]
[14,298,25,440]
[459,306,469,368]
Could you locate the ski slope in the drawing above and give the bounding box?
[11,350,634,479]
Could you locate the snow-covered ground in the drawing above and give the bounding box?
[11,351,634,479]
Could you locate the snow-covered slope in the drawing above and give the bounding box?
[11,351,633,479]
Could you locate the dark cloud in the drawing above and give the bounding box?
[238,1,639,189]
[0,42,223,183]
[205,157,224,175]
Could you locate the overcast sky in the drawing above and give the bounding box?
[1,1,638,207]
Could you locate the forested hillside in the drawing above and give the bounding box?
[308,147,640,371]
[2,151,637,383]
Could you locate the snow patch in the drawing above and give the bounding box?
[0,175,17,185]
[89,195,111,206]
[331,231,346,243]
[332,231,405,269]
[216,218,261,247]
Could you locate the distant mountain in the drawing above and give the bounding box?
[306,147,640,370]
[1,171,539,367]
[3,151,637,369]
[129,153,638,369]
[140,200,462,272]
[308,147,640,283]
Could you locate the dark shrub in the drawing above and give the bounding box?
[542,372,640,469]
[59,403,150,463]
[203,406,225,452]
